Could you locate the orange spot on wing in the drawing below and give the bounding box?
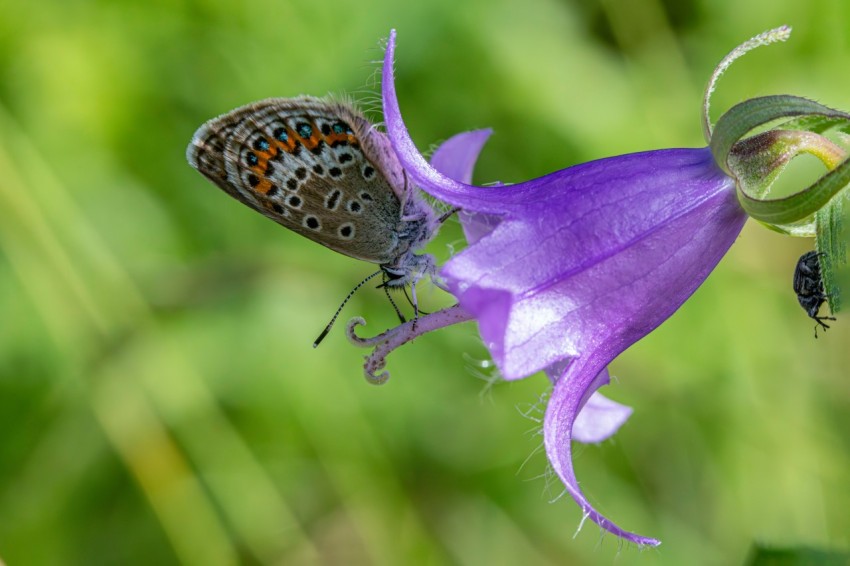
[297,121,322,150]
[271,127,298,153]
[321,129,359,148]
[255,179,273,195]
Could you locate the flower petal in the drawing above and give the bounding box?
[430,130,502,243]
[572,391,632,444]
[383,31,511,214]
[545,356,660,546]
[545,363,633,444]
[430,129,493,184]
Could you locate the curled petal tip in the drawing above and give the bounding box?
[545,357,661,546]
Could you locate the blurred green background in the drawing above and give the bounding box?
[1,0,849,564]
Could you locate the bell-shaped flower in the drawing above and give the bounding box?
[348,28,850,546]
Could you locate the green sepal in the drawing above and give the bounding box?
[778,114,850,136]
[710,95,850,174]
[758,218,816,237]
[728,129,848,230]
[737,154,850,225]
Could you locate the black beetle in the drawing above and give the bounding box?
[793,250,836,337]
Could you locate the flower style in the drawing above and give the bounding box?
[348,28,850,546]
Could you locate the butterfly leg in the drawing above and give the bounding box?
[382,282,407,324]
[437,207,461,224]
[399,286,430,315]
[411,280,419,320]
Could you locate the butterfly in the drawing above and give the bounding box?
[186,97,439,344]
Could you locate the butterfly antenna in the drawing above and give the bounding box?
[313,269,383,348]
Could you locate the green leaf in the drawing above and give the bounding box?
[746,543,850,566]
[816,192,850,313]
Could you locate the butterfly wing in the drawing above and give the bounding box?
[187,97,408,264]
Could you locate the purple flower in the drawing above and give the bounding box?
[380,30,746,547]
[347,28,849,547]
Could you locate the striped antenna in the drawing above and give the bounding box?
[313,269,383,347]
